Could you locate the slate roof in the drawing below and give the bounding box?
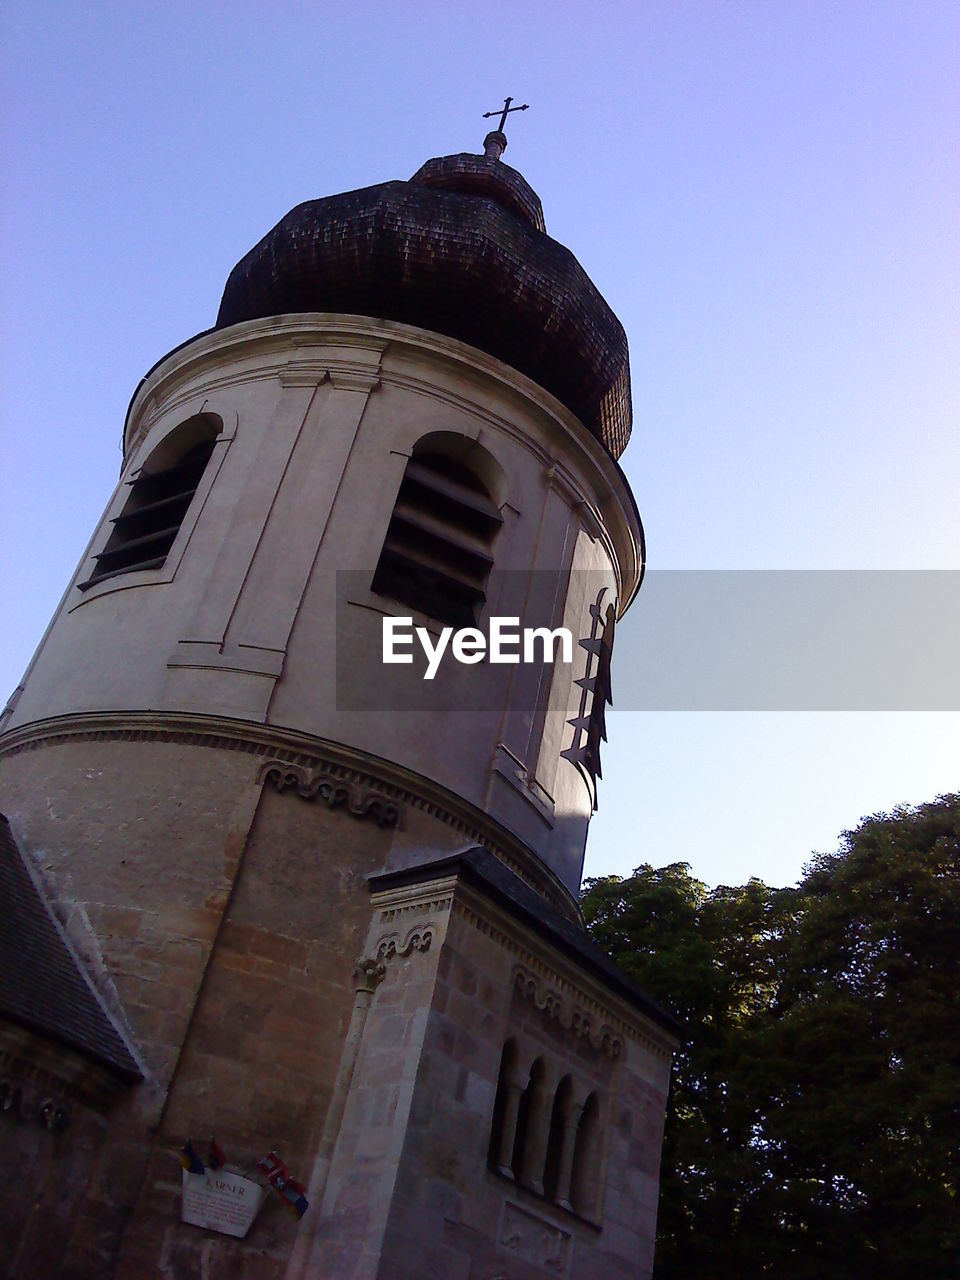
[0,815,142,1080]
[368,846,683,1040]
[216,153,633,459]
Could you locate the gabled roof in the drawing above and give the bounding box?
[0,815,142,1080]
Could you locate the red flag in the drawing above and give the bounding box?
[257,1150,287,1184]
[257,1150,309,1219]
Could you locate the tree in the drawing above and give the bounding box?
[582,794,960,1279]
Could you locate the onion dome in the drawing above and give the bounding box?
[216,150,632,457]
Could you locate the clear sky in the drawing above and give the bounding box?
[2,2,957,890]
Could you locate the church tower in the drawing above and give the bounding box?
[0,124,678,1279]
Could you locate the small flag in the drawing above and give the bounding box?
[277,1177,309,1219]
[257,1150,309,1219]
[180,1139,205,1175]
[209,1138,226,1170]
[257,1150,286,1184]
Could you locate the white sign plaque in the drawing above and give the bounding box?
[181,1168,266,1238]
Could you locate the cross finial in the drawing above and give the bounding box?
[481,96,529,159]
[483,96,530,134]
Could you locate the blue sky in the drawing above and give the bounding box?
[2,1,957,888]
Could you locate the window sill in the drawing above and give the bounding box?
[487,1165,601,1232]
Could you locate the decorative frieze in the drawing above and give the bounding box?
[513,964,623,1058]
[0,713,579,921]
[257,761,402,828]
[365,882,455,978]
[375,923,434,962]
[452,895,674,1062]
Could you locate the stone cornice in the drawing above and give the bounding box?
[451,880,677,1062]
[0,711,579,923]
[361,867,677,1061]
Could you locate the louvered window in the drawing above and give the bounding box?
[80,425,217,590]
[372,449,502,627]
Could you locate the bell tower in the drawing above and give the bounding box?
[0,128,678,1279]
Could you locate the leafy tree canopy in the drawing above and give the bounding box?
[582,794,960,1280]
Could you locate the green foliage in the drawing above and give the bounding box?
[582,794,960,1280]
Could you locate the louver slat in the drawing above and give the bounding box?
[372,450,501,627]
[78,436,216,590]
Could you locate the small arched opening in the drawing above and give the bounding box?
[488,1040,519,1173]
[570,1091,601,1219]
[371,432,505,626]
[511,1056,547,1185]
[542,1074,573,1201]
[82,413,220,588]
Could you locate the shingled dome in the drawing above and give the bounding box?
[216,152,632,457]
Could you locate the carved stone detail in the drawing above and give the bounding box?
[0,715,579,922]
[452,895,673,1060]
[353,956,387,993]
[498,1201,571,1274]
[375,922,435,963]
[513,965,623,1058]
[257,760,402,828]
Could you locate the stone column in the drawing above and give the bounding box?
[289,953,385,1261]
[494,1065,529,1179]
[553,1095,586,1210]
[519,1068,555,1195]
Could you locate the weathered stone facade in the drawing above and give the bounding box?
[0,147,677,1278]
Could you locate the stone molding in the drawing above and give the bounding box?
[512,964,624,1059]
[369,876,457,970]
[328,362,383,393]
[365,870,676,1060]
[277,362,331,389]
[257,760,402,828]
[451,886,676,1062]
[0,712,578,921]
[375,922,435,962]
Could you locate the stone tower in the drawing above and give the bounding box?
[0,134,679,1279]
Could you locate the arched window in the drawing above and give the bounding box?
[488,1047,605,1218]
[372,433,504,627]
[542,1074,573,1201]
[570,1091,601,1219]
[489,1040,520,1175]
[512,1057,548,1186]
[81,414,219,589]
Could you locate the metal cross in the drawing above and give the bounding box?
[482,96,529,134]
